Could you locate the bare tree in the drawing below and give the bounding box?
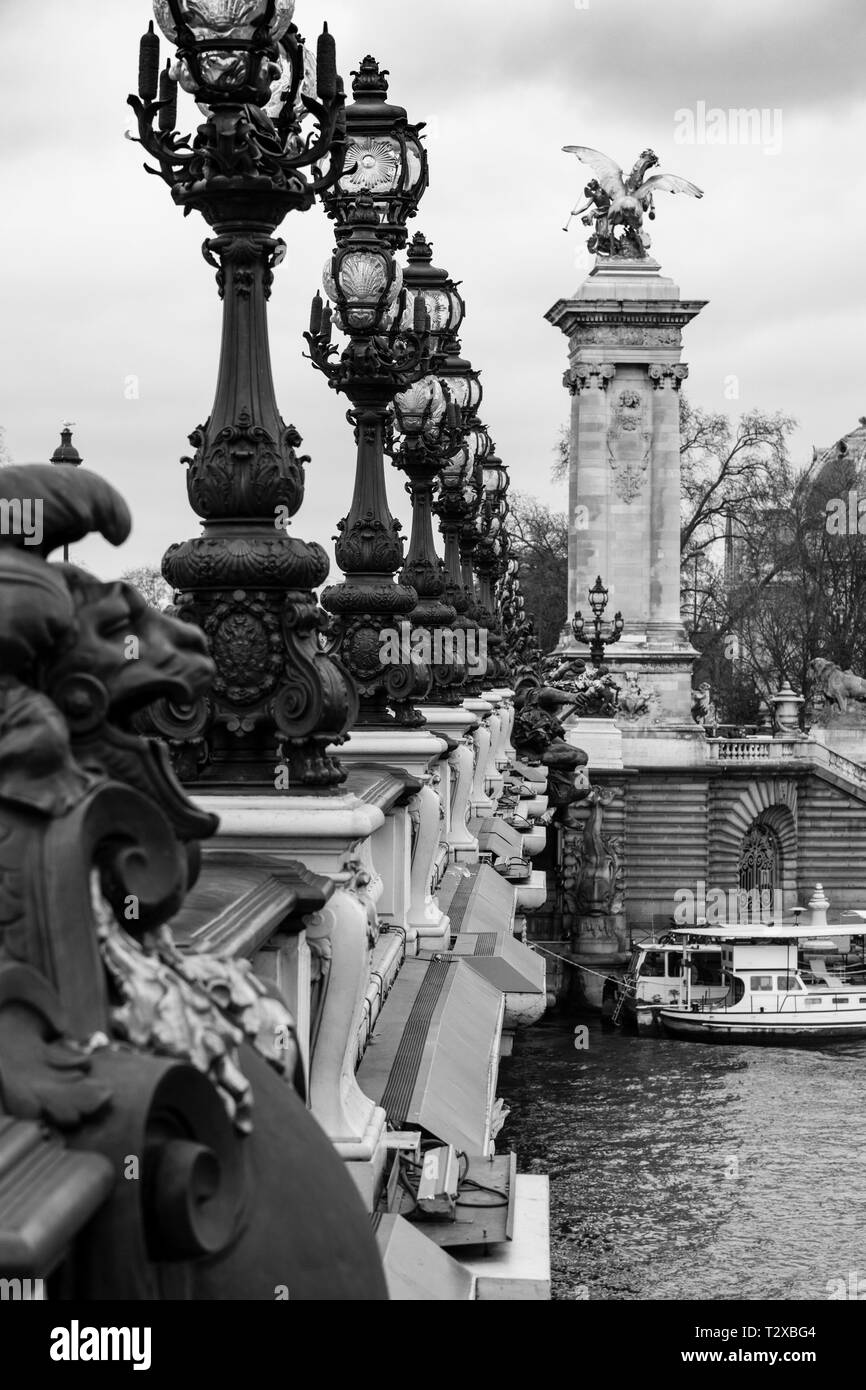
[506,492,569,653]
[122,566,173,611]
[551,425,569,483]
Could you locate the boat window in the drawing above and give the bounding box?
[777,975,798,991]
[726,973,745,1005]
[804,997,823,1009]
[750,975,774,991]
[642,951,666,977]
[666,956,682,978]
[692,958,722,986]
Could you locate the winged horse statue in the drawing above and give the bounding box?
[563,147,703,259]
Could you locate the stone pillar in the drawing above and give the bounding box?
[547,260,707,728]
[648,363,689,640]
[564,362,615,626]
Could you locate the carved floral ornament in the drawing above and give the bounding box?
[579,324,681,348]
[648,362,689,391]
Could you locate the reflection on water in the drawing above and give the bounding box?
[499,1015,866,1301]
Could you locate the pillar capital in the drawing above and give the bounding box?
[564,362,616,395]
[648,363,689,391]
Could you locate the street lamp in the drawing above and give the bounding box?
[129,9,357,791]
[322,55,428,244]
[307,59,434,727]
[389,234,485,705]
[151,0,298,104]
[50,425,83,562]
[571,575,624,668]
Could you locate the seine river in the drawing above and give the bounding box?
[499,1015,866,1301]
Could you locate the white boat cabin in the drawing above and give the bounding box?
[627,941,724,1008]
[658,923,866,1042]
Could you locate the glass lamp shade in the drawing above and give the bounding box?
[153,0,294,98]
[400,285,462,339]
[398,234,464,344]
[483,462,507,495]
[339,131,424,201]
[153,0,295,42]
[337,126,425,223]
[465,423,491,463]
[322,56,428,238]
[442,444,469,479]
[340,136,402,196]
[323,250,402,332]
[443,377,471,412]
[464,371,482,413]
[394,375,446,437]
[588,578,609,616]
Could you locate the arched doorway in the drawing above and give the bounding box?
[738,818,781,921]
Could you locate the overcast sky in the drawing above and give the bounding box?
[1,0,864,578]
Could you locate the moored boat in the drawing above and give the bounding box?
[612,940,726,1034]
[659,923,866,1044]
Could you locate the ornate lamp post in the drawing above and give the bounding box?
[390,234,481,704]
[571,576,624,669]
[473,452,511,682]
[129,4,357,791]
[307,58,433,727]
[50,425,83,562]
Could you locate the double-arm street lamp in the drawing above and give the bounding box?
[571,576,624,669]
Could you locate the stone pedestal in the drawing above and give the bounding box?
[334,729,451,949]
[547,258,706,725]
[565,717,623,771]
[422,703,481,861]
[192,793,389,1205]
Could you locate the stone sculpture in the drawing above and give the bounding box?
[691,680,718,728]
[561,786,625,950]
[0,464,386,1299]
[512,677,589,811]
[563,146,703,259]
[808,658,866,716]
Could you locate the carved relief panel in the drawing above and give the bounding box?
[607,388,652,503]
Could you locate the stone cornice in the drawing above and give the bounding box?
[546,297,708,340]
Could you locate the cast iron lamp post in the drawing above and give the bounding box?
[307,58,434,727]
[571,576,625,668]
[129,3,358,791]
[390,234,482,704]
[439,418,493,696]
[50,425,84,562]
[473,452,511,682]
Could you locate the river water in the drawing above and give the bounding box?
[499,1015,866,1301]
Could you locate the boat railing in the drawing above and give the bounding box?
[690,989,866,1014]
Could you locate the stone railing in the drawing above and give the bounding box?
[706,736,866,791]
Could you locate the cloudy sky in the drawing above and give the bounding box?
[1,0,864,578]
